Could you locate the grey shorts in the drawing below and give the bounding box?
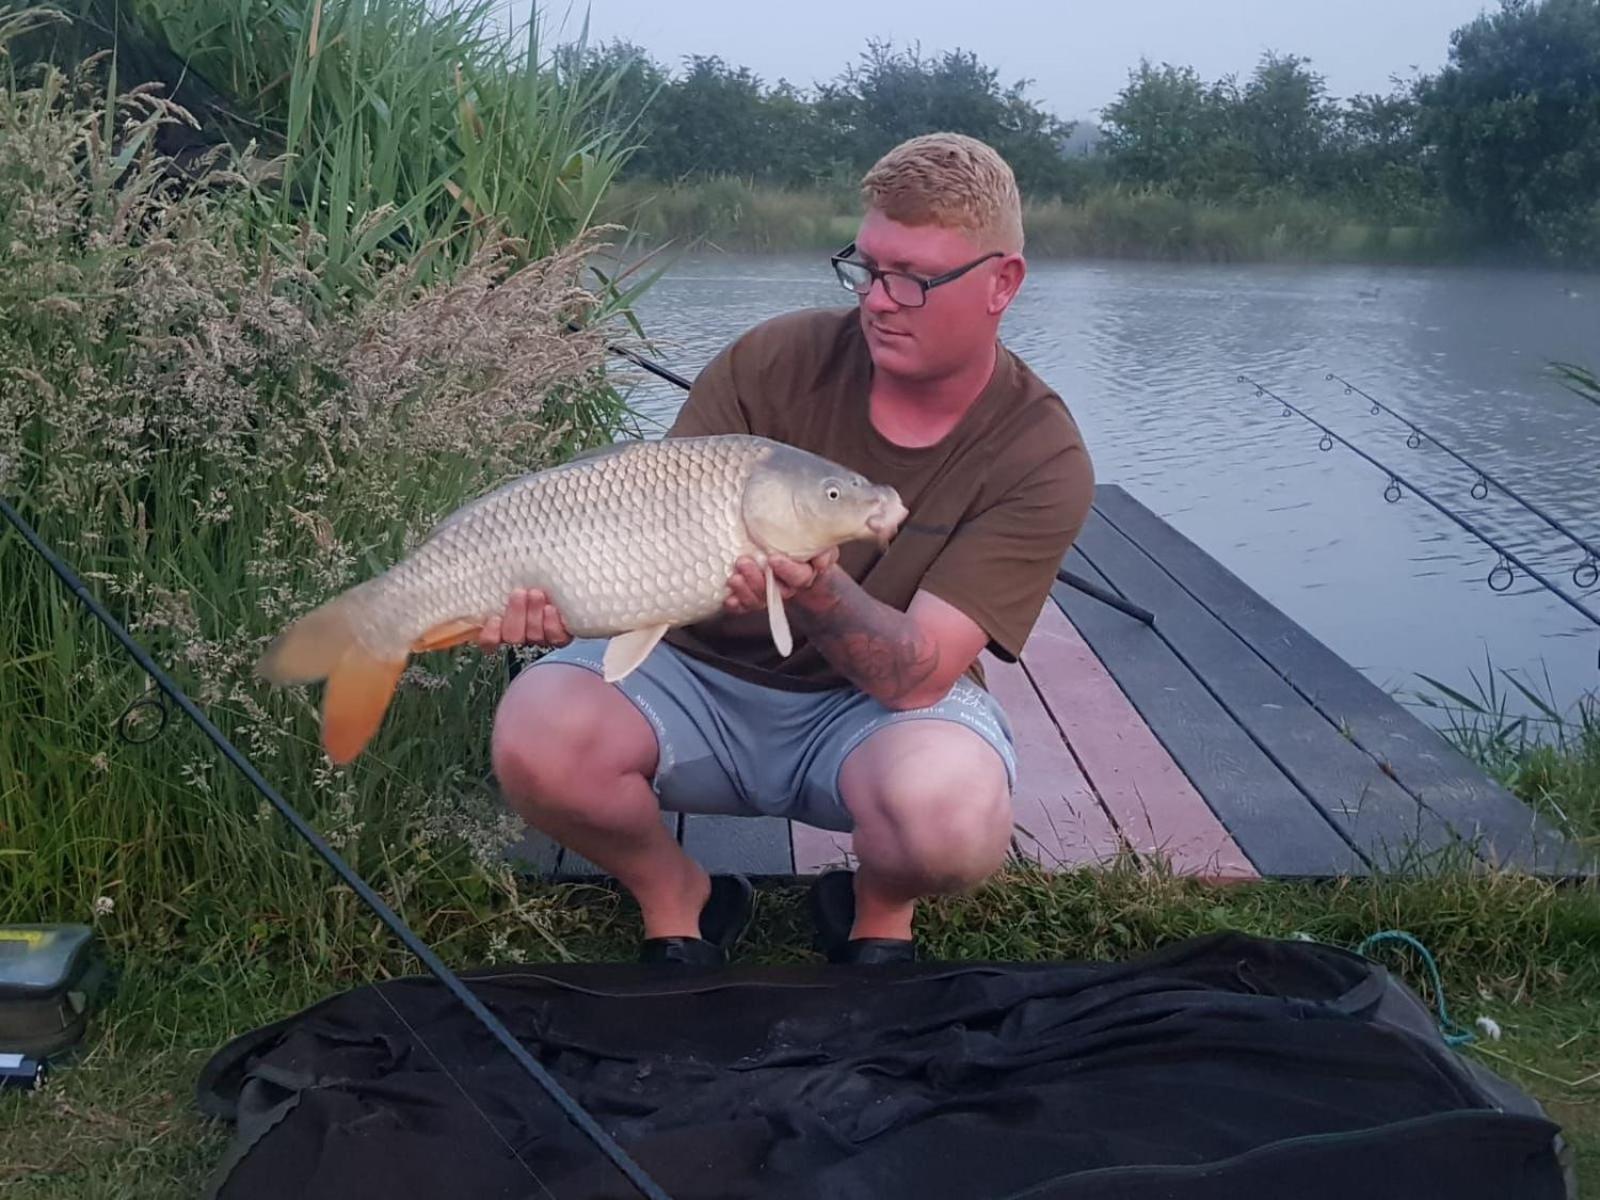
[525,638,1017,832]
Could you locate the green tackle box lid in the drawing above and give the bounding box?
[0,924,102,1059]
[0,925,96,996]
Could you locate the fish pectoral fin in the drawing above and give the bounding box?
[321,643,409,765]
[602,624,669,683]
[410,618,484,653]
[765,562,793,657]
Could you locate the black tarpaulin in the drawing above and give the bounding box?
[194,931,1573,1199]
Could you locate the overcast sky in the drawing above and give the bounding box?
[506,0,1496,121]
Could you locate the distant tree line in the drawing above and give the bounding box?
[559,38,1080,197]
[562,0,1600,261]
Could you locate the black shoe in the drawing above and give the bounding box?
[806,868,918,965]
[638,873,754,966]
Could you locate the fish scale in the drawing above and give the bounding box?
[365,437,761,644]
[256,434,907,763]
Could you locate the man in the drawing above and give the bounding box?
[483,132,1095,966]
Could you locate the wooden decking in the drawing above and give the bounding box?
[510,485,1591,883]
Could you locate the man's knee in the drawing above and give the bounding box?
[840,723,1013,889]
[490,663,656,810]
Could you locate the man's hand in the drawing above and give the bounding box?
[477,588,572,653]
[722,548,840,615]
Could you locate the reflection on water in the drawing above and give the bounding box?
[616,252,1600,726]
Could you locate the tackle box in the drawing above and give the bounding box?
[0,924,103,1061]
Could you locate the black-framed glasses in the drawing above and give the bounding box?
[829,242,1003,308]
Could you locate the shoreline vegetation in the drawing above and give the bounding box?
[600,177,1476,265]
[567,3,1600,270]
[2,0,1599,1193]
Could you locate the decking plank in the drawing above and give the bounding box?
[981,648,1126,868]
[1073,515,1466,872]
[505,828,563,877]
[1051,547,1365,877]
[681,814,794,876]
[1022,603,1260,881]
[792,824,855,875]
[1090,486,1590,877]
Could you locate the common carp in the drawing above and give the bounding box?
[257,434,909,763]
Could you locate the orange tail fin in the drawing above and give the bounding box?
[315,616,479,761]
[321,642,409,764]
[257,584,414,763]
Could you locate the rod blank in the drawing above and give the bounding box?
[1327,372,1600,592]
[1239,374,1600,664]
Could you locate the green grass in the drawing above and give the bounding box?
[599,176,1470,264]
[1413,663,1600,857]
[3,864,1600,1194]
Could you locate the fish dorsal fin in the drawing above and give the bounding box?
[602,623,669,682]
[765,562,793,657]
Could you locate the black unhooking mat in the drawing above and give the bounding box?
[194,931,1574,1199]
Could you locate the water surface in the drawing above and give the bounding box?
[616,253,1600,728]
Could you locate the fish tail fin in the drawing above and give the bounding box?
[256,584,407,764]
[321,642,408,764]
[257,587,370,686]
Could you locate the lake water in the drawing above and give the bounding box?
[613,252,1600,731]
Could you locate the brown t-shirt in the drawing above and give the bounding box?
[663,305,1095,691]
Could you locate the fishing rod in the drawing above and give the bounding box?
[1326,372,1600,592]
[579,322,695,392]
[0,495,674,1200]
[590,325,1157,627]
[1237,374,1600,664]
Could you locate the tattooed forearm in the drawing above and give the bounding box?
[789,567,941,707]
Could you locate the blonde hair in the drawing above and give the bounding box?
[859,132,1025,253]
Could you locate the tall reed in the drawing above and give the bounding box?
[111,0,646,295]
[0,9,643,966]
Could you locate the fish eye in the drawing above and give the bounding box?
[825,485,841,501]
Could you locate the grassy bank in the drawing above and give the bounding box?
[3,858,1600,1194]
[600,176,1471,264]
[1416,666,1600,858]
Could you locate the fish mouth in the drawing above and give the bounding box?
[867,493,909,546]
